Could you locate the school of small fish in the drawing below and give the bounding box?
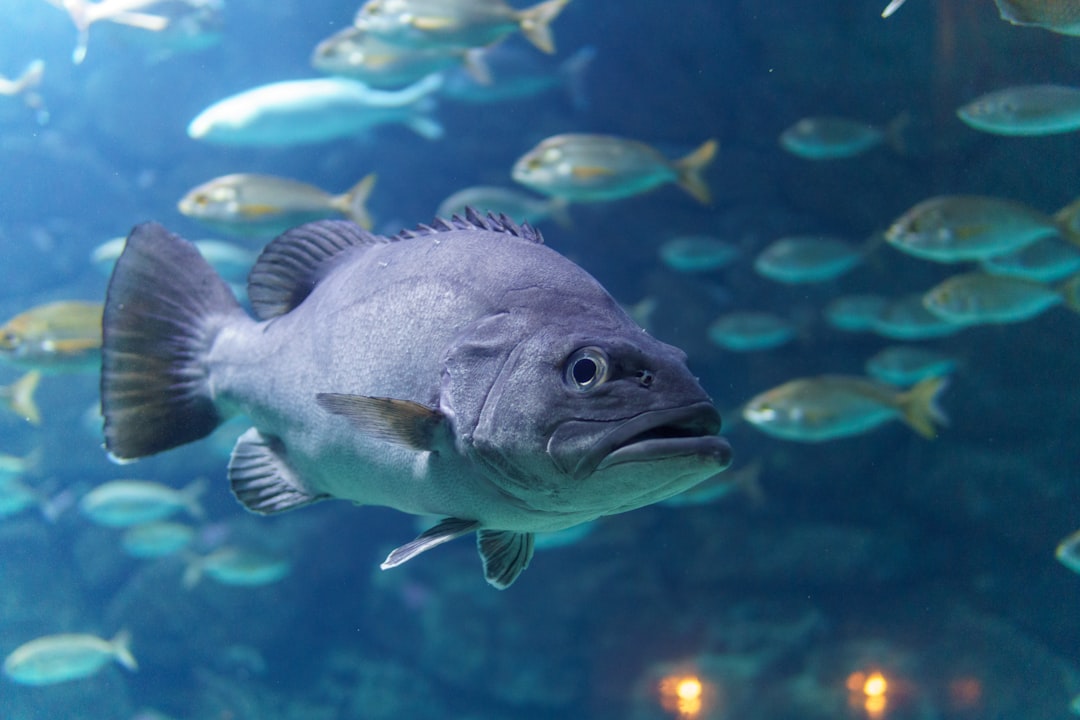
[0,0,1078,712]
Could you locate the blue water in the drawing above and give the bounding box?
[2,1,1080,718]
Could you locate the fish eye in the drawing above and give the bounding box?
[0,330,19,348]
[563,346,609,392]
[193,193,209,206]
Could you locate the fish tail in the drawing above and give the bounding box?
[1052,197,1080,247]
[884,111,911,155]
[898,375,950,439]
[333,173,377,230]
[109,630,138,672]
[559,45,596,112]
[6,370,42,425]
[101,222,245,461]
[518,0,571,54]
[181,477,208,520]
[1060,273,1080,313]
[673,139,718,205]
[547,196,574,228]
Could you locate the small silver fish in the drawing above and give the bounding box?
[179,173,377,235]
[182,547,291,588]
[658,235,740,273]
[871,294,962,340]
[980,236,1080,282]
[824,294,890,332]
[885,195,1074,263]
[958,85,1080,136]
[79,478,205,527]
[707,312,794,352]
[779,115,907,160]
[354,0,572,54]
[512,134,717,204]
[93,237,257,283]
[922,272,1080,325]
[865,346,957,386]
[0,301,103,373]
[753,235,863,284]
[3,631,137,686]
[120,521,196,558]
[435,185,570,227]
[742,375,949,442]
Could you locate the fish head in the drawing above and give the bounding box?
[511,138,568,194]
[178,178,240,220]
[441,309,732,518]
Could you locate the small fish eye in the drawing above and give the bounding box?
[564,346,610,392]
[0,331,19,348]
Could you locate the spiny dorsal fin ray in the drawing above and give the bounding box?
[395,207,544,244]
[381,517,481,569]
[248,220,390,321]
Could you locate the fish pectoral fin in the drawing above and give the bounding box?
[316,393,445,452]
[570,165,616,180]
[477,529,535,589]
[382,517,480,569]
[228,428,329,514]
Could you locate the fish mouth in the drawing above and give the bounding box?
[572,402,732,480]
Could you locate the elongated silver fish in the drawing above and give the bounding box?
[100,212,732,588]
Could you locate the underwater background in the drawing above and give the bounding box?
[2,0,1080,718]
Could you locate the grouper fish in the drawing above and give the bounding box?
[100,211,733,588]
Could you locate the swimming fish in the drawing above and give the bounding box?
[187,74,444,146]
[3,631,137,686]
[353,0,572,54]
[823,294,889,332]
[179,173,377,234]
[120,521,195,559]
[0,301,103,373]
[440,44,595,109]
[93,237,257,283]
[79,478,206,528]
[753,235,863,284]
[884,195,1077,263]
[44,0,172,64]
[99,212,733,588]
[922,272,1080,325]
[182,547,291,588]
[435,185,570,227]
[707,311,795,352]
[993,0,1080,36]
[779,114,907,160]
[658,235,741,273]
[870,294,962,340]
[957,85,1080,136]
[742,375,948,442]
[0,371,41,425]
[980,236,1080,282]
[312,25,489,88]
[865,346,957,386]
[512,134,717,204]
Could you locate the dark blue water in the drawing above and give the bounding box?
[2,1,1080,718]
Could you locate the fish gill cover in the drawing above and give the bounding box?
[0,1,1079,719]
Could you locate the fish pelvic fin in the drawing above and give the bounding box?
[518,0,571,54]
[101,222,245,461]
[382,517,481,569]
[477,529,534,589]
[898,375,950,439]
[5,370,42,425]
[332,172,377,230]
[673,139,718,205]
[109,630,138,672]
[316,393,446,451]
[228,427,329,514]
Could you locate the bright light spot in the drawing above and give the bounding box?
[658,674,708,718]
[846,669,889,718]
[864,672,887,697]
[676,678,703,701]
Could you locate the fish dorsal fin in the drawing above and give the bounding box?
[477,529,535,589]
[395,207,544,244]
[248,220,390,320]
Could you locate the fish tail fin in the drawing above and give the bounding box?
[181,477,208,520]
[332,173,377,230]
[1060,273,1080,313]
[673,139,718,205]
[5,371,42,425]
[103,11,170,32]
[884,111,911,155]
[518,0,571,54]
[462,47,492,86]
[1052,197,1080,247]
[181,553,204,589]
[898,375,950,439]
[101,222,245,462]
[559,45,596,111]
[881,0,908,18]
[109,630,138,672]
[547,196,573,228]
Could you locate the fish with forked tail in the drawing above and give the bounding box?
[99,212,733,588]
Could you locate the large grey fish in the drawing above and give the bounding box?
[100,212,732,588]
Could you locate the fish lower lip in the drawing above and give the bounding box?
[574,401,730,479]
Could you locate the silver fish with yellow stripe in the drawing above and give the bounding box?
[3,631,137,686]
[0,301,102,373]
